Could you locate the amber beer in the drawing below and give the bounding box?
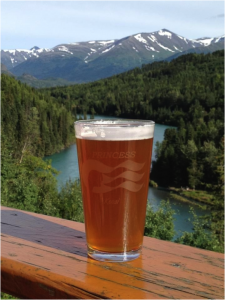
[75,120,155,262]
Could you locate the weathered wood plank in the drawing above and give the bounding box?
[1,206,224,299]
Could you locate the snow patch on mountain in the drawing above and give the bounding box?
[134,34,148,44]
[102,45,115,53]
[158,30,172,38]
[177,35,185,40]
[57,46,73,54]
[3,49,15,54]
[37,48,52,53]
[17,49,33,53]
[132,46,138,52]
[196,38,214,46]
[3,48,52,55]
[99,40,114,45]
[148,35,157,42]
[214,35,224,43]
[173,46,182,52]
[145,45,159,52]
[155,41,175,52]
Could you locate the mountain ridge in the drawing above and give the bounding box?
[1,29,224,86]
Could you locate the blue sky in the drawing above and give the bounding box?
[1,1,224,50]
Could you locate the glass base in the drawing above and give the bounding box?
[87,246,141,262]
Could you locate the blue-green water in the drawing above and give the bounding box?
[45,115,208,239]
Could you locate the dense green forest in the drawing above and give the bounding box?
[42,50,224,188]
[43,50,224,125]
[1,75,75,157]
[1,51,224,259]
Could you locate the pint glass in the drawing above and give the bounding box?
[75,119,155,262]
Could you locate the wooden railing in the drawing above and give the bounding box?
[1,206,224,299]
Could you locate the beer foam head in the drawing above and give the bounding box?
[75,119,155,140]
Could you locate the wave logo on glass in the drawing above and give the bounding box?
[81,159,145,193]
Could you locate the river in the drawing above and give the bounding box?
[45,115,208,239]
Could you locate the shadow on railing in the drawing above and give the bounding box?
[1,208,87,257]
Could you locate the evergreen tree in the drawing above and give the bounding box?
[204,140,224,246]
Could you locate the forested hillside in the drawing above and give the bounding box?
[44,51,224,125]
[1,75,75,158]
[43,50,224,188]
[1,74,80,217]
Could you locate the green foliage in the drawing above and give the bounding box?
[144,201,175,241]
[17,73,73,88]
[204,147,224,246]
[1,292,18,299]
[1,74,75,158]
[1,134,84,222]
[56,180,84,222]
[150,87,223,190]
[1,147,59,215]
[175,208,223,253]
[180,190,213,204]
[149,180,158,188]
[1,129,48,216]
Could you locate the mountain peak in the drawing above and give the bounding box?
[30,46,40,51]
[156,29,174,38]
[160,28,172,32]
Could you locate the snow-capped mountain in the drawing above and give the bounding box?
[1,29,224,84]
[1,47,55,70]
[193,36,224,46]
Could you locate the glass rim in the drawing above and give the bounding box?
[74,119,155,127]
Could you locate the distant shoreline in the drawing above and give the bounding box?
[150,184,213,207]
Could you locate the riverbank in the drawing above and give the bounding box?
[149,182,213,207]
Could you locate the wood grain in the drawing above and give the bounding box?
[1,206,224,299]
